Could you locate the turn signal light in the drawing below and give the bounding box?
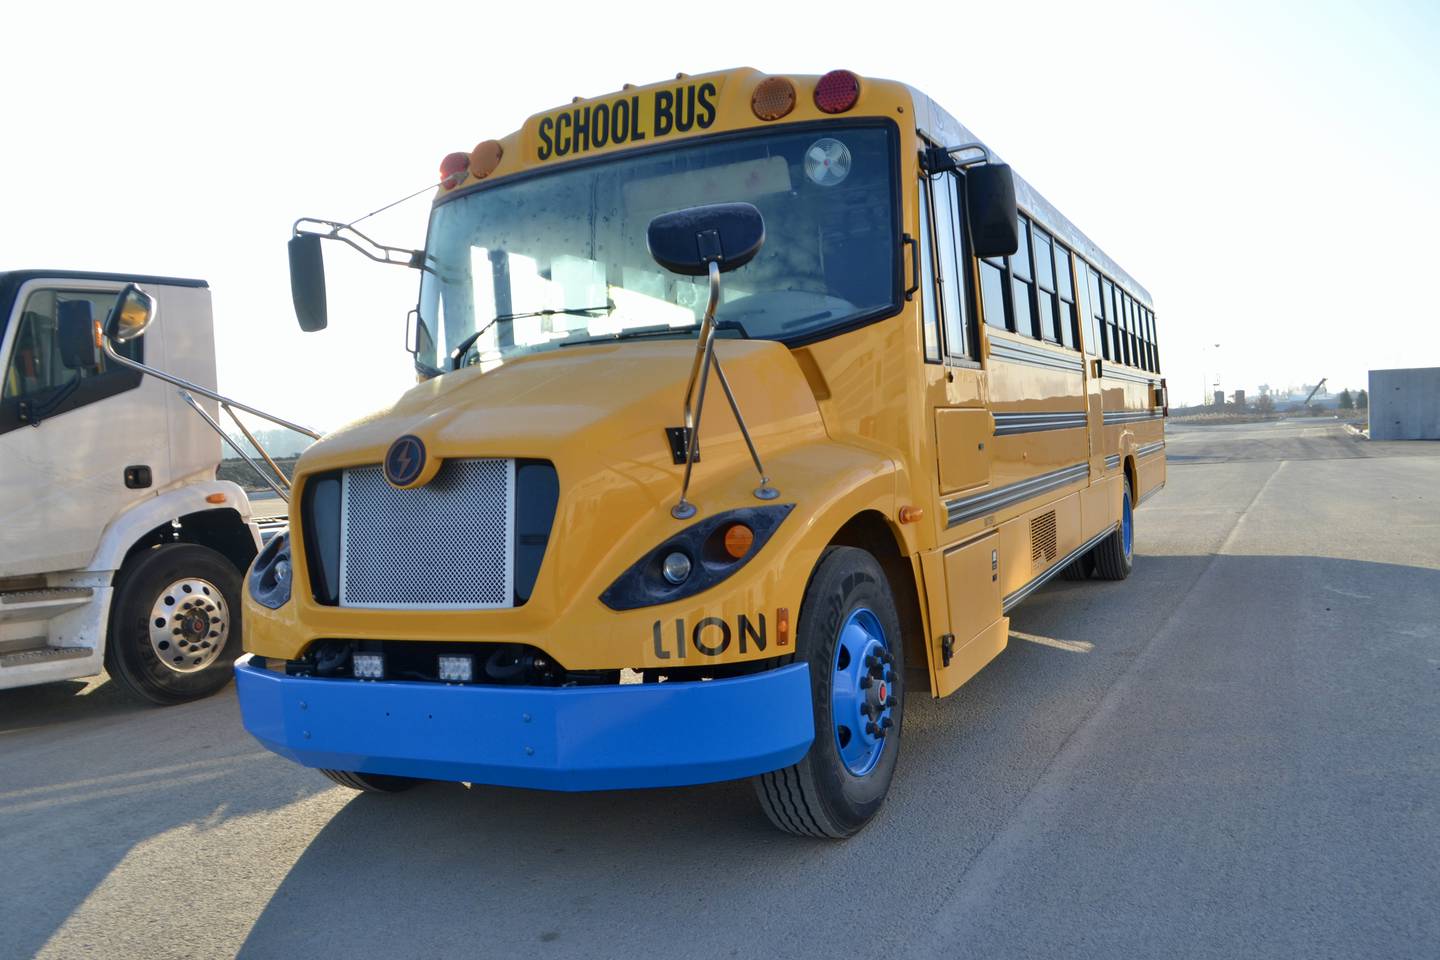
[776,607,791,646]
[722,523,755,559]
[205,492,227,504]
[751,77,797,121]
[814,69,860,114]
[439,152,470,189]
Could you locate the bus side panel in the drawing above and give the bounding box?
[923,531,1006,699]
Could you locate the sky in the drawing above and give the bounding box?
[3,0,1436,427]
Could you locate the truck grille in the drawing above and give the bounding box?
[339,458,515,608]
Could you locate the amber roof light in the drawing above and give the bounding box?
[751,77,797,121]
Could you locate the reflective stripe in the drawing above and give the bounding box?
[987,336,1085,374]
[1103,410,1163,425]
[1105,454,1122,471]
[1099,366,1158,385]
[1136,440,1166,459]
[944,462,1090,528]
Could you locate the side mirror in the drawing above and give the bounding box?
[965,163,1019,259]
[57,300,98,370]
[288,233,328,332]
[105,284,157,343]
[647,202,765,276]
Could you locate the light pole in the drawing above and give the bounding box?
[1201,342,1221,406]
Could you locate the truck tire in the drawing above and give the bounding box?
[1060,551,1095,581]
[105,543,243,705]
[753,546,904,838]
[1093,476,1135,581]
[319,769,422,793]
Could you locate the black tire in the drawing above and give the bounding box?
[753,546,904,839]
[319,769,422,793]
[1093,475,1135,581]
[1060,551,1095,581]
[105,543,243,705]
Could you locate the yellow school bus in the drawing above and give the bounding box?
[234,67,1166,838]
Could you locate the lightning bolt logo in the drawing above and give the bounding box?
[386,435,425,487]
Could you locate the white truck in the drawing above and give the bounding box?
[0,270,290,704]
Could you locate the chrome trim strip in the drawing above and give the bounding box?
[1104,454,1121,471]
[1103,410,1163,424]
[988,337,1085,374]
[1100,366,1158,385]
[1138,481,1166,505]
[992,411,1089,436]
[1136,440,1166,458]
[1002,525,1116,613]
[944,462,1090,528]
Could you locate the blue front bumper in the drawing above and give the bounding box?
[234,655,814,791]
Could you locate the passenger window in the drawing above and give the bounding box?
[1086,267,1107,360]
[979,260,1008,331]
[1009,216,1036,338]
[932,173,971,359]
[1055,244,1077,350]
[1106,280,1123,362]
[917,179,941,362]
[1,287,139,432]
[1032,229,1059,343]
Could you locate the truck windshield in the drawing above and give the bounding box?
[416,123,898,373]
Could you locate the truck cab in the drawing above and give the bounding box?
[0,270,265,703]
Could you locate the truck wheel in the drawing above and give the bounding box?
[1093,476,1135,581]
[320,769,422,793]
[753,546,904,838]
[105,543,243,705]
[1060,551,1095,581]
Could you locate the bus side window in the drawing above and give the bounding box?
[917,178,942,362]
[979,255,1008,332]
[1009,216,1037,338]
[1086,266,1107,360]
[1054,244,1077,351]
[1032,227,1059,343]
[931,173,971,360]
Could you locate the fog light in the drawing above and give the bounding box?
[438,654,474,683]
[661,551,692,585]
[353,652,385,679]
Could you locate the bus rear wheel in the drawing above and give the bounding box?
[1093,476,1135,581]
[753,546,904,839]
[319,769,423,793]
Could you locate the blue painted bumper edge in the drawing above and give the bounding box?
[234,655,814,791]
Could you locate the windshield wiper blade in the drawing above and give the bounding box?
[450,302,613,369]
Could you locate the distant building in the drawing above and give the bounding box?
[1369,368,1440,440]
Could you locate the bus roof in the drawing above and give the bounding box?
[906,85,1153,308]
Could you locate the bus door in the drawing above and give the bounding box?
[916,167,1006,698]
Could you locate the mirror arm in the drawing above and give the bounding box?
[178,391,291,504]
[922,141,997,174]
[292,218,435,275]
[101,335,321,440]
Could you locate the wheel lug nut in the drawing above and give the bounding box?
[860,676,872,689]
[880,716,893,730]
[865,721,877,735]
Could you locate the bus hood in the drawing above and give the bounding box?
[296,338,828,490]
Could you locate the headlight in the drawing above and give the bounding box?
[249,531,293,610]
[599,504,793,611]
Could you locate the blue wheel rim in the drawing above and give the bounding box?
[1122,485,1134,558]
[832,607,894,777]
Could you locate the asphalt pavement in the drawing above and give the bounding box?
[2,418,1436,959]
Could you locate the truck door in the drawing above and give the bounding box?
[0,279,171,577]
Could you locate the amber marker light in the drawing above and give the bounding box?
[722,523,755,559]
[776,607,791,646]
[898,505,925,524]
[205,493,227,504]
[469,140,503,180]
[814,69,861,113]
[751,77,796,121]
[439,152,470,189]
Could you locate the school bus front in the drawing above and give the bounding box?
[236,67,1164,838]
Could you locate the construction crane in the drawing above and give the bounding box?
[1303,378,1328,407]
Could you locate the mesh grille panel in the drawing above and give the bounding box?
[340,458,514,608]
[1031,511,1058,563]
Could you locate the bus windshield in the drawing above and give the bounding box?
[416,123,897,373]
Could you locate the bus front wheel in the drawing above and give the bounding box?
[753,546,904,839]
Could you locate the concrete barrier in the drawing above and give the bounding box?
[1369,367,1440,440]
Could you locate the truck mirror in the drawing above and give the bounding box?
[965,163,1019,259]
[288,233,328,332]
[646,202,765,276]
[57,300,98,370]
[105,283,157,343]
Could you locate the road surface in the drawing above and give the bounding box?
[3,419,1436,959]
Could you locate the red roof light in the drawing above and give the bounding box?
[439,152,470,189]
[814,70,860,114]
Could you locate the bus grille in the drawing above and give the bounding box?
[339,458,515,608]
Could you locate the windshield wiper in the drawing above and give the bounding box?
[450,302,613,370]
